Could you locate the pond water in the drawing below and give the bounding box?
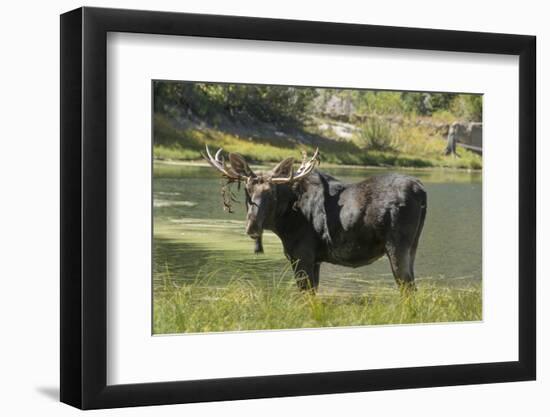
[153,163,482,294]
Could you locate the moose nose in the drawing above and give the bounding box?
[246,222,260,239]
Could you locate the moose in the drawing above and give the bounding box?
[203,146,427,292]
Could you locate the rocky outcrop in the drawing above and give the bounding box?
[318,95,356,121]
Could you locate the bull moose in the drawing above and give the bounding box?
[203,146,427,292]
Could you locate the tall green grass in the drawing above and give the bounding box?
[153,274,482,334]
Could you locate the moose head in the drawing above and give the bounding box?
[202,145,320,241]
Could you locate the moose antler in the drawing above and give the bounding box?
[202,145,249,181]
[270,148,320,184]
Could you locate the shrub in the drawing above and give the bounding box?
[450,94,483,122]
[356,119,394,151]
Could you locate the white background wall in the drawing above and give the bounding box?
[0,0,545,415]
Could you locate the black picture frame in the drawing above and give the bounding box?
[60,6,536,410]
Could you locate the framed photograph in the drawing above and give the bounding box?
[60,6,536,409]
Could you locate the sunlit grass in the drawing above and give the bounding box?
[153,273,482,334]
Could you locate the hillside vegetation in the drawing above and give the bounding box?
[153,82,482,169]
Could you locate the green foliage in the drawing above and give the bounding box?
[431,110,457,124]
[450,94,483,122]
[153,81,483,169]
[153,274,482,333]
[154,81,318,126]
[316,88,480,121]
[356,118,394,151]
[155,81,482,124]
[316,89,406,115]
[429,93,456,112]
[400,92,456,116]
[354,91,405,115]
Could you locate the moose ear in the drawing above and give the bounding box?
[270,157,295,178]
[228,153,255,177]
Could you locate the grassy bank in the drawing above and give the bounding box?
[153,277,482,334]
[153,113,482,170]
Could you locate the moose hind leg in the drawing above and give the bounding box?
[385,197,425,292]
[386,243,415,289]
[409,201,427,269]
[291,258,318,292]
[385,214,417,292]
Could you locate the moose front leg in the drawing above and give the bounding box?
[254,234,264,254]
[291,258,319,292]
